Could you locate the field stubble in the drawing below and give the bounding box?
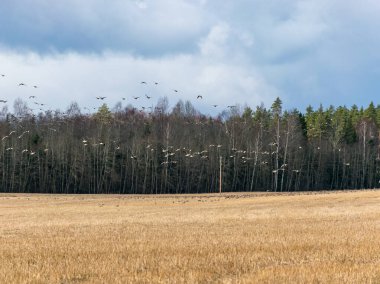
[0,190,379,283]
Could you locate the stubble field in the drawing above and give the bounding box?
[0,190,379,283]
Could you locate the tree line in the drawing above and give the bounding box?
[0,97,380,194]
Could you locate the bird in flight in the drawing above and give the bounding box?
[96,96,106,100]
[154,82,159,85]
[33,85,38,88]
[1,74,5,77]
[122,98,126,100]
[29,96,36,99]
[173,89,179,93]
[145,94,151,99]
[212,104,218,107]
[18,83,26,86]
[0,99,7,103]
[133,96,140,100]
[197,95,202,99]
[141,81,147,84]
[227,105,237,108]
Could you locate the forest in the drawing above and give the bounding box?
[0,97,380,194]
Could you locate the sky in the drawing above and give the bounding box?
[1,0,380,116]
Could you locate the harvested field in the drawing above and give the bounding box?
[0,190,379,283]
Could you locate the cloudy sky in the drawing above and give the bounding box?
[0,0,380,115]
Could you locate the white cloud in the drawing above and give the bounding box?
[199,23,230,58]
[134,0,148,10]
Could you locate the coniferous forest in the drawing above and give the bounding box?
[1,96,380,194]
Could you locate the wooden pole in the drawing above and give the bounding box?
[219,156,222,194]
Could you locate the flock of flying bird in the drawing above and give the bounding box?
[1,72,350,176]
[0,72,305,175]
[94,80,238,110]
[0,73,309,178]
[1,73,238,116]
[0,74,44,111]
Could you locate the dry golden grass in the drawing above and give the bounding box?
[0,190,379,283]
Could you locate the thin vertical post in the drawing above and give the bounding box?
[219,156,222,194]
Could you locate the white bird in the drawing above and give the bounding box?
[17,130,29,139]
